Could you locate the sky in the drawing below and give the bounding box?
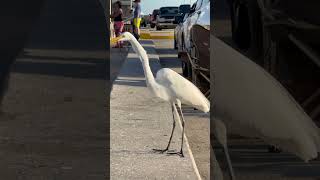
[140,0,197,14]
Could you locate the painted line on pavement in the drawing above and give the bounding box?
[140,30,174,40]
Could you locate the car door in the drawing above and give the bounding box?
[182,2,197,51]
[176,13,188,50]
[184,0,203,51]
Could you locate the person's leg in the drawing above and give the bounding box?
[114,22,121,48]
[119,22,125,47]
[136,18,141,40]
[137,18,141,35]
[133,18,140,40]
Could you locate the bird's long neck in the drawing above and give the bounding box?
[131,37,157,87]
[141,56,157,86]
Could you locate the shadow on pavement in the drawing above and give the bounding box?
[0,0,108,179]
[214,141,320,178]
[13,59,106,80]
[113,78,146,87]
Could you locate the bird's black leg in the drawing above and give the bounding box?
[178,106,185,157]
[153,104,176,153]
[167,105,185,157]
[223,145,236,180]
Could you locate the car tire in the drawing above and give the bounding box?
[150,24,155,28]
[156,26,161,31]
[182,61,189,77]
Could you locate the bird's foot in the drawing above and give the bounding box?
[152,148,168,154]
[268,146,282,153]
[167,150,184,158]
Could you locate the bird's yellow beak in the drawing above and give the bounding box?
[110,35,125,44]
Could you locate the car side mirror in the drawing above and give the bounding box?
[190,8,195,14]
[190,4,196,14]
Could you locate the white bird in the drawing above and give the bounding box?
[112,32,210,157]
[211,36,320,179]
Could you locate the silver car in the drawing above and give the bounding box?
[177,0,210,95]
[174,13,190,50]
[182,0,210,53]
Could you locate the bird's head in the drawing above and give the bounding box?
[111,32,147,63]
[110,32,133,44]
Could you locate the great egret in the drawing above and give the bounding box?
[112,32,231,178]
[112,32,210,157]
[212,36,320,179]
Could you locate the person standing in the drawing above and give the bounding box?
[132,0,142,40]
[111,1,124,48]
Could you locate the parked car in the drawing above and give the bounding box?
[174,4,191,50]
[150,9,159,28]
[156,6,179,30]
[177,0,210,97]
[174,13,189,50]
[178,4,191,15]
[182,0,210,53]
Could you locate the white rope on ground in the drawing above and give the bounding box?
[176,113,203,180]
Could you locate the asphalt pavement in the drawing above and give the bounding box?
[0,0,107,179]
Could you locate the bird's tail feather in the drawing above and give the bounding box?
[290,124,320,162]
[305,120,320,153]
[298,113,320,160]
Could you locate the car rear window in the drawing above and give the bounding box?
[160,7,179,15]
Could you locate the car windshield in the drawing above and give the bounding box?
[160,7,179,15]
[179,5,190,14]
[203,0,209,4]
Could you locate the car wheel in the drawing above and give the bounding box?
[182,61,189,77]
[156,26,161,31]
[151,24,155,28]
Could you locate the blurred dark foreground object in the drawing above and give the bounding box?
[0,1,44,109]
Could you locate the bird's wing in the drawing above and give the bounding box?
[156,68,210,112]
[213,36,320,161]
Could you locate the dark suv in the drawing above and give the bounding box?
[156,6,179,30]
